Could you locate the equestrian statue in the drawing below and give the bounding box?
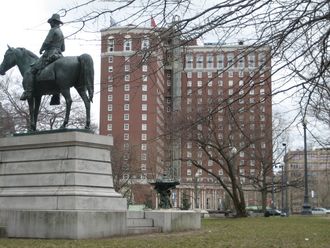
[0,14,94,131]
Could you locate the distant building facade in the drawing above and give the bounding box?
[99,24,272,209]
[286,148,330,213]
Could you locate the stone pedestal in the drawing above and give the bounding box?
[0,131,127,239]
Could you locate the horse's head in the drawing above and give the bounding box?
[0,45,18,75]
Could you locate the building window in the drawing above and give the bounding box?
[186,54,193,69]
[108,66,113,72]
[196,54,203,69]
[107,124,112,131]
[108,84,113,92]
[141,163,147,171]
[107,114,112,121]
[124,39,132,51]
[187,151,192,158]
[260,88,265,95]
[124,94,130,101]
[142,104,147,111]
[228,70,233,77]
[124,123,129,130]
[124,104,129,111]
[141,133,147,140]
[108,75,113,83]
[142,65,148,72]
[239,70,244,78]
[217,54,224,69]
[124,114,129,120]
[141,144,147,150]
[187,169,192,176]
[207,54,213,69]
[125,74,130,81]
[142,114,147,121]
[187,72,192,78]
[258,52,266,67]
[142,94,147,101]
[142,124,147,131]
[141,38,149,50]
[197,71,202,78]
[108,56,113,63]
[142,84,147,91]
[208,160,213,166]
[228,89,233,95]
[125,64,130,72]
[218,80,223,87]
[124,133,129,140]
[228,80,233,87]
[108,104,112,111]
[227,53,234,67]
[187,81,192,87]
[197,81,203,87]
[248,53,255,68]
[108,38,114,52]
[141,153,147,161]
[238,56,244,68]
[124,84,130,91]
[108,95,113,102]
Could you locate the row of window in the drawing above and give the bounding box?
[107,103,148,112]
[107,123,148,131]
[107,37,150,52]
[185,70,265,79]
[186,168,256,177]
[107,83,148,92]
[185,52,266,69]
[107,94,148,102]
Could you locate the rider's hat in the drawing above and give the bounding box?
[48,14,63,25]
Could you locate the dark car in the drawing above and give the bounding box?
[264,209,282,217]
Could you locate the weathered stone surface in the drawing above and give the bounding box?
[0,131,127,239]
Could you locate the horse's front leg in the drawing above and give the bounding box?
[33,95,42,130]
[27,98,36,131]
[60,89,72,129]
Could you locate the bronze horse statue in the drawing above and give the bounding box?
[0,46,94,131]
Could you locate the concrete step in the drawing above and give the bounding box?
[127,211,145,219]
[127,226,162,235]
[127,218,153,227]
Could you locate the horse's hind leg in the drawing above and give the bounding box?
[60,89,72,129]
[77,89,91,129]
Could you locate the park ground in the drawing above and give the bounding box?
[0,216,329,248]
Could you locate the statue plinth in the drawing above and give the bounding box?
[0,131,127,239]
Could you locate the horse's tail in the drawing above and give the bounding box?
[78,53,94,102]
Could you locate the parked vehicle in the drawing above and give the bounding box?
[264,209,282,217]
[311,207,328,215]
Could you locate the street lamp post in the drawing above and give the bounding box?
[282,143,289,217]
[194,172,200,209]
[301,118,312,215]
[272,162,281,215]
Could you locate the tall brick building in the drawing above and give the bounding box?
[99,24,272,209]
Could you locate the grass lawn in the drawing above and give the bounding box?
[0,216,329,248]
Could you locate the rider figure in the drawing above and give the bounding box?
[20,13,65,101]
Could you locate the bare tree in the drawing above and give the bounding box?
[56,0,329,214]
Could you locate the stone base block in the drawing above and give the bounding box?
[6,210,127,239]
[145,210,201,232]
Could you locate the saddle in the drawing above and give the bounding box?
[35,63,56,82]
